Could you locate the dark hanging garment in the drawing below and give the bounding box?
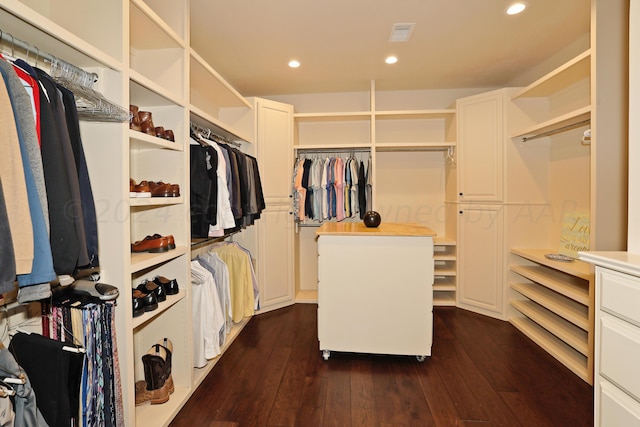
[302,158,313,219]
[190,145,212,238]
[0,179,16,292]
[35,68,81,275]
[221,145,242,220]
[231,147,250,225]
[248,155,265,218]
[358,160,367,219]
[9,332,84,427]
[205,145,219,227]
[58,85,99,269]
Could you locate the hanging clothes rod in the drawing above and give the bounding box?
[0,29,54,64]
[190,121,243,147]
[295,147,371,153]
[521,119,591,143]
[0,28,130,122]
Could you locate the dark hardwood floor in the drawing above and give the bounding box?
[169,304,593,427]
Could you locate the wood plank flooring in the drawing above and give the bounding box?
[169,304,593,427]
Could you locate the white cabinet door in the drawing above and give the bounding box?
[456,90,504,202]
[257,98,294,200]
[457,204,504,318]
[255,98,295,311]
[256,205,295,310]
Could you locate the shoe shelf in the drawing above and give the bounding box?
[130,130,184,151]
[133,295,192,427]
[130,247,188,274]
[509,248,594,384]
[509,298,588,354]
[135,383,190,427]
[509,312,589,383]
[433,237,456,307]
[132,289,186,330]
[509,281,589,329]
[130,197,184,207]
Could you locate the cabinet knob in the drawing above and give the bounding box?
[459,210,463,214]
[459,192,463,196]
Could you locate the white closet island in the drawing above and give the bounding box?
[316,222,435,361]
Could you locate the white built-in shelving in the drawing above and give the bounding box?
[509,248,594,384]
[433,237,457,306]
[289,82,458,304]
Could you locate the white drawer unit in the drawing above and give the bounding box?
[579,252,640,427]
[316,222,435,361]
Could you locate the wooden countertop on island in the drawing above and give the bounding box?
[316,222,436,237]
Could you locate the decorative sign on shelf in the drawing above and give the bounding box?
[559,210,590,258]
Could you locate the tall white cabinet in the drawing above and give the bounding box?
[254,98,295,312]
[456,90,504,202]
[452,90,506,317]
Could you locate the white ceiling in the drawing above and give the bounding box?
[190,0,591,97]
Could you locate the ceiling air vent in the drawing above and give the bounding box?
[389,23,415,42]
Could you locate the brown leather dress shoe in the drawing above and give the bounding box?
[138,111,155,135]
[131,235,170,253]
[130,179,151,198]
[149,181,180,197]
[152,234,175,250]
[130,105,142,131]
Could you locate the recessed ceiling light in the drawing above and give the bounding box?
[288,60,300,68]
[385,56,398,65]
[506,2,527,15]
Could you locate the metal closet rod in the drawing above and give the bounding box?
[0,29,54,64]
[521,119,591,143]
[295,147,371,153]
[190,121,243,147]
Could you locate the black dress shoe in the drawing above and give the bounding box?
[133,294,145,317]
[153,276,179,295]
[137,280,167,302]
[133,288,158,312]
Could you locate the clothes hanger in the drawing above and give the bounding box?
[48,56,129,122]
[0,382,16,398]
